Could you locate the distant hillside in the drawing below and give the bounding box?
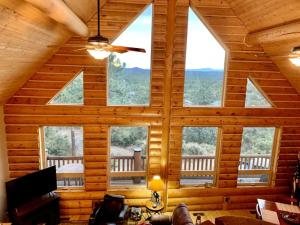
[123,67,223,79]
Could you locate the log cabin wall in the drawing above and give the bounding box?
[3,0,300,217]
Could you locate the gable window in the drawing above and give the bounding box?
[109,126,148,187]
[108,5,152,106]
[245,78,272,107]
[238,127,278,185]
[184,8,225,107]
[48,71,83,105]
[181,127,220,186]
[40,126,84,187]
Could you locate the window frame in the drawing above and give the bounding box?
[39,125,85,190]
[180,126,221,187]
[237,126,280,187]
[182,6,227,108]
[108,125,149,189]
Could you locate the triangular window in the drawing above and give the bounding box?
[245,78,272,108]
[108,5,152,106]
[184,8,225,107]
[48,71,83,105]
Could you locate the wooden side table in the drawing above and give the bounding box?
[145,200,164,219]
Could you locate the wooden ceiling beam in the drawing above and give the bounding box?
[245,19,300,45]
[23,0,89,37]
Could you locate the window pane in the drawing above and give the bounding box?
[184,8,225,106]
[238,127,276,185]
[108,5,152,106]
[181,127,218,186]
[245,79,271,108]
[49,72,83,105]
[44,126,84,187]
[238,174,269,184]
[110,126,148,187]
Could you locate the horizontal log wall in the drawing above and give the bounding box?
[3,0,300,218]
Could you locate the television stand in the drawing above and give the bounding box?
[9,192,60,225]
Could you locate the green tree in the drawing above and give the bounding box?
[111,127,147,152]
[51,72,83,104]
[45,127,71,156]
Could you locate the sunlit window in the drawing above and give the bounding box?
[108,5,152,106]
[238,127,277,185]
[181,127,219,186]
[109,126,148,187]
[184,8,225,107]
[245,79,272,107]
[48,71,83,105]
[41,126,84,187]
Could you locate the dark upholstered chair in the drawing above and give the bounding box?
[89,194,128,225]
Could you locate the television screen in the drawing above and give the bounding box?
[6,166,57,210]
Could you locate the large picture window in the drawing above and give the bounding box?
[108,5,152,106]
[238,127,277,185]
[40,126,84,187]
[184,8,225,107]
[109,126,148,187]
[181,127,219,186]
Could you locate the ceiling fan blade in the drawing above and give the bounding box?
[109,45,146,53]
[73,47,88,52]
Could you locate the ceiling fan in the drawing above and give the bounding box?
[83,0,146,60]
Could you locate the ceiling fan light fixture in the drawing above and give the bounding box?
[87,49,110,60]
[289,57,300,67]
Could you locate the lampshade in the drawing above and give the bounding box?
[289,57,300,67]
[149,175,164,191]
[87,49,110,60]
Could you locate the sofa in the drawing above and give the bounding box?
[150,203,194,225]
[150,204,275,225]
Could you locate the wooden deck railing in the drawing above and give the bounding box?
[110,156,146,172]
[47,156,83,168]
[239,154,271,170]
[47,154,271,185]
[181,155,215,171]
[47,156,83,187]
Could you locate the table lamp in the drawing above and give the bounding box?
[149,175,164,207]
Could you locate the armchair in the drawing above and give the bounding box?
[89,194,128,225]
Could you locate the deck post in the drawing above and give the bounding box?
[133,147,142,184]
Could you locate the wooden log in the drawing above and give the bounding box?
[245,19,300,45]
[24,0,89,36]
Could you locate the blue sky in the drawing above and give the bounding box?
[112,6,225,70]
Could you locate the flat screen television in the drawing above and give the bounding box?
[6,166,57,210]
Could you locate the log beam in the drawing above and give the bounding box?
[24,0,89,37]
[245,20,300,45]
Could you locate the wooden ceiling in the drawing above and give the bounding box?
[227,0,300,94]
[0,0,97,104]
[1,0,300,103]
